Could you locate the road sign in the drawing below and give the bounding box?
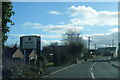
[22,36,37,49]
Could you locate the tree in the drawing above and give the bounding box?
[61,29,87,58]
[61,29,81,45]
[2,2,15,46]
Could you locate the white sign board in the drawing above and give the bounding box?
[23,36,37,49]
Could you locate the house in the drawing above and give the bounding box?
[29,50,37,60]
[105,47,116,56]
[12,49,24,61]
[97,48,106,55]
[3,46,18,59]
[97,47,116,56]
[89,49,97,55]
[12,49,23,58]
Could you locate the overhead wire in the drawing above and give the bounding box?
[54,2,79,32]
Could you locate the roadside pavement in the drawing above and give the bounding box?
[109,61,120,69]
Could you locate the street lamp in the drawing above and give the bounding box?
[90,52,93,54]
[50,54,53,56]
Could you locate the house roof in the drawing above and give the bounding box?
[29,50,34,57]
[29,50,37,59]
[106,47,116,50]
[12,49,23,58]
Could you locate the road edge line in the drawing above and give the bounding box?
[42,64,77,78]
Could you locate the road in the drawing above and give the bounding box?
[44,56,119,78]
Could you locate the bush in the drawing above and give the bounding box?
[2,68,13,78]
[20,65,42,78]
[2,58,49,79]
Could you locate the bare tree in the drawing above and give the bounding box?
[61,29,87,58]
[61,29,82,45]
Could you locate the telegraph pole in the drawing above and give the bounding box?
[88,36,92,50]
[88,36,91,50]
[88,36,92,58]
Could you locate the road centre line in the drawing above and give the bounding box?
[91,72,95,79]
[90,62,97,79]
[91,67,92,71]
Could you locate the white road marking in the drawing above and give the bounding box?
[42,64,77,78]
[43,75,48,78]
[91,72,95,79]
[90,62,97,79]
[91,68,92,71]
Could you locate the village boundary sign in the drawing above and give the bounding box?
[20,35,41,49]
[20,35,41,64]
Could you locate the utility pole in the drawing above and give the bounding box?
[88,36,92,58]
[118,43,120,60]
[112,39,114,47]
[88,36,91,50]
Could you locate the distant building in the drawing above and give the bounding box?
[106,47,116,56]
[97,48,106,55]
[89,49,97,55]
[97,47,116,56]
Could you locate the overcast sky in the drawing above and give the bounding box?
[6,2,118,49]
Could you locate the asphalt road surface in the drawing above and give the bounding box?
[44,56,119,78]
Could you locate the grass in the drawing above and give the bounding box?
[95,55,102,58]
[46,62,54,66]
[117,60,120,63]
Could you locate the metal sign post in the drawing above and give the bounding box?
[24,49,26,64]
[34,49,37,65]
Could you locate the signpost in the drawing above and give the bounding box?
[20,35,41,64]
